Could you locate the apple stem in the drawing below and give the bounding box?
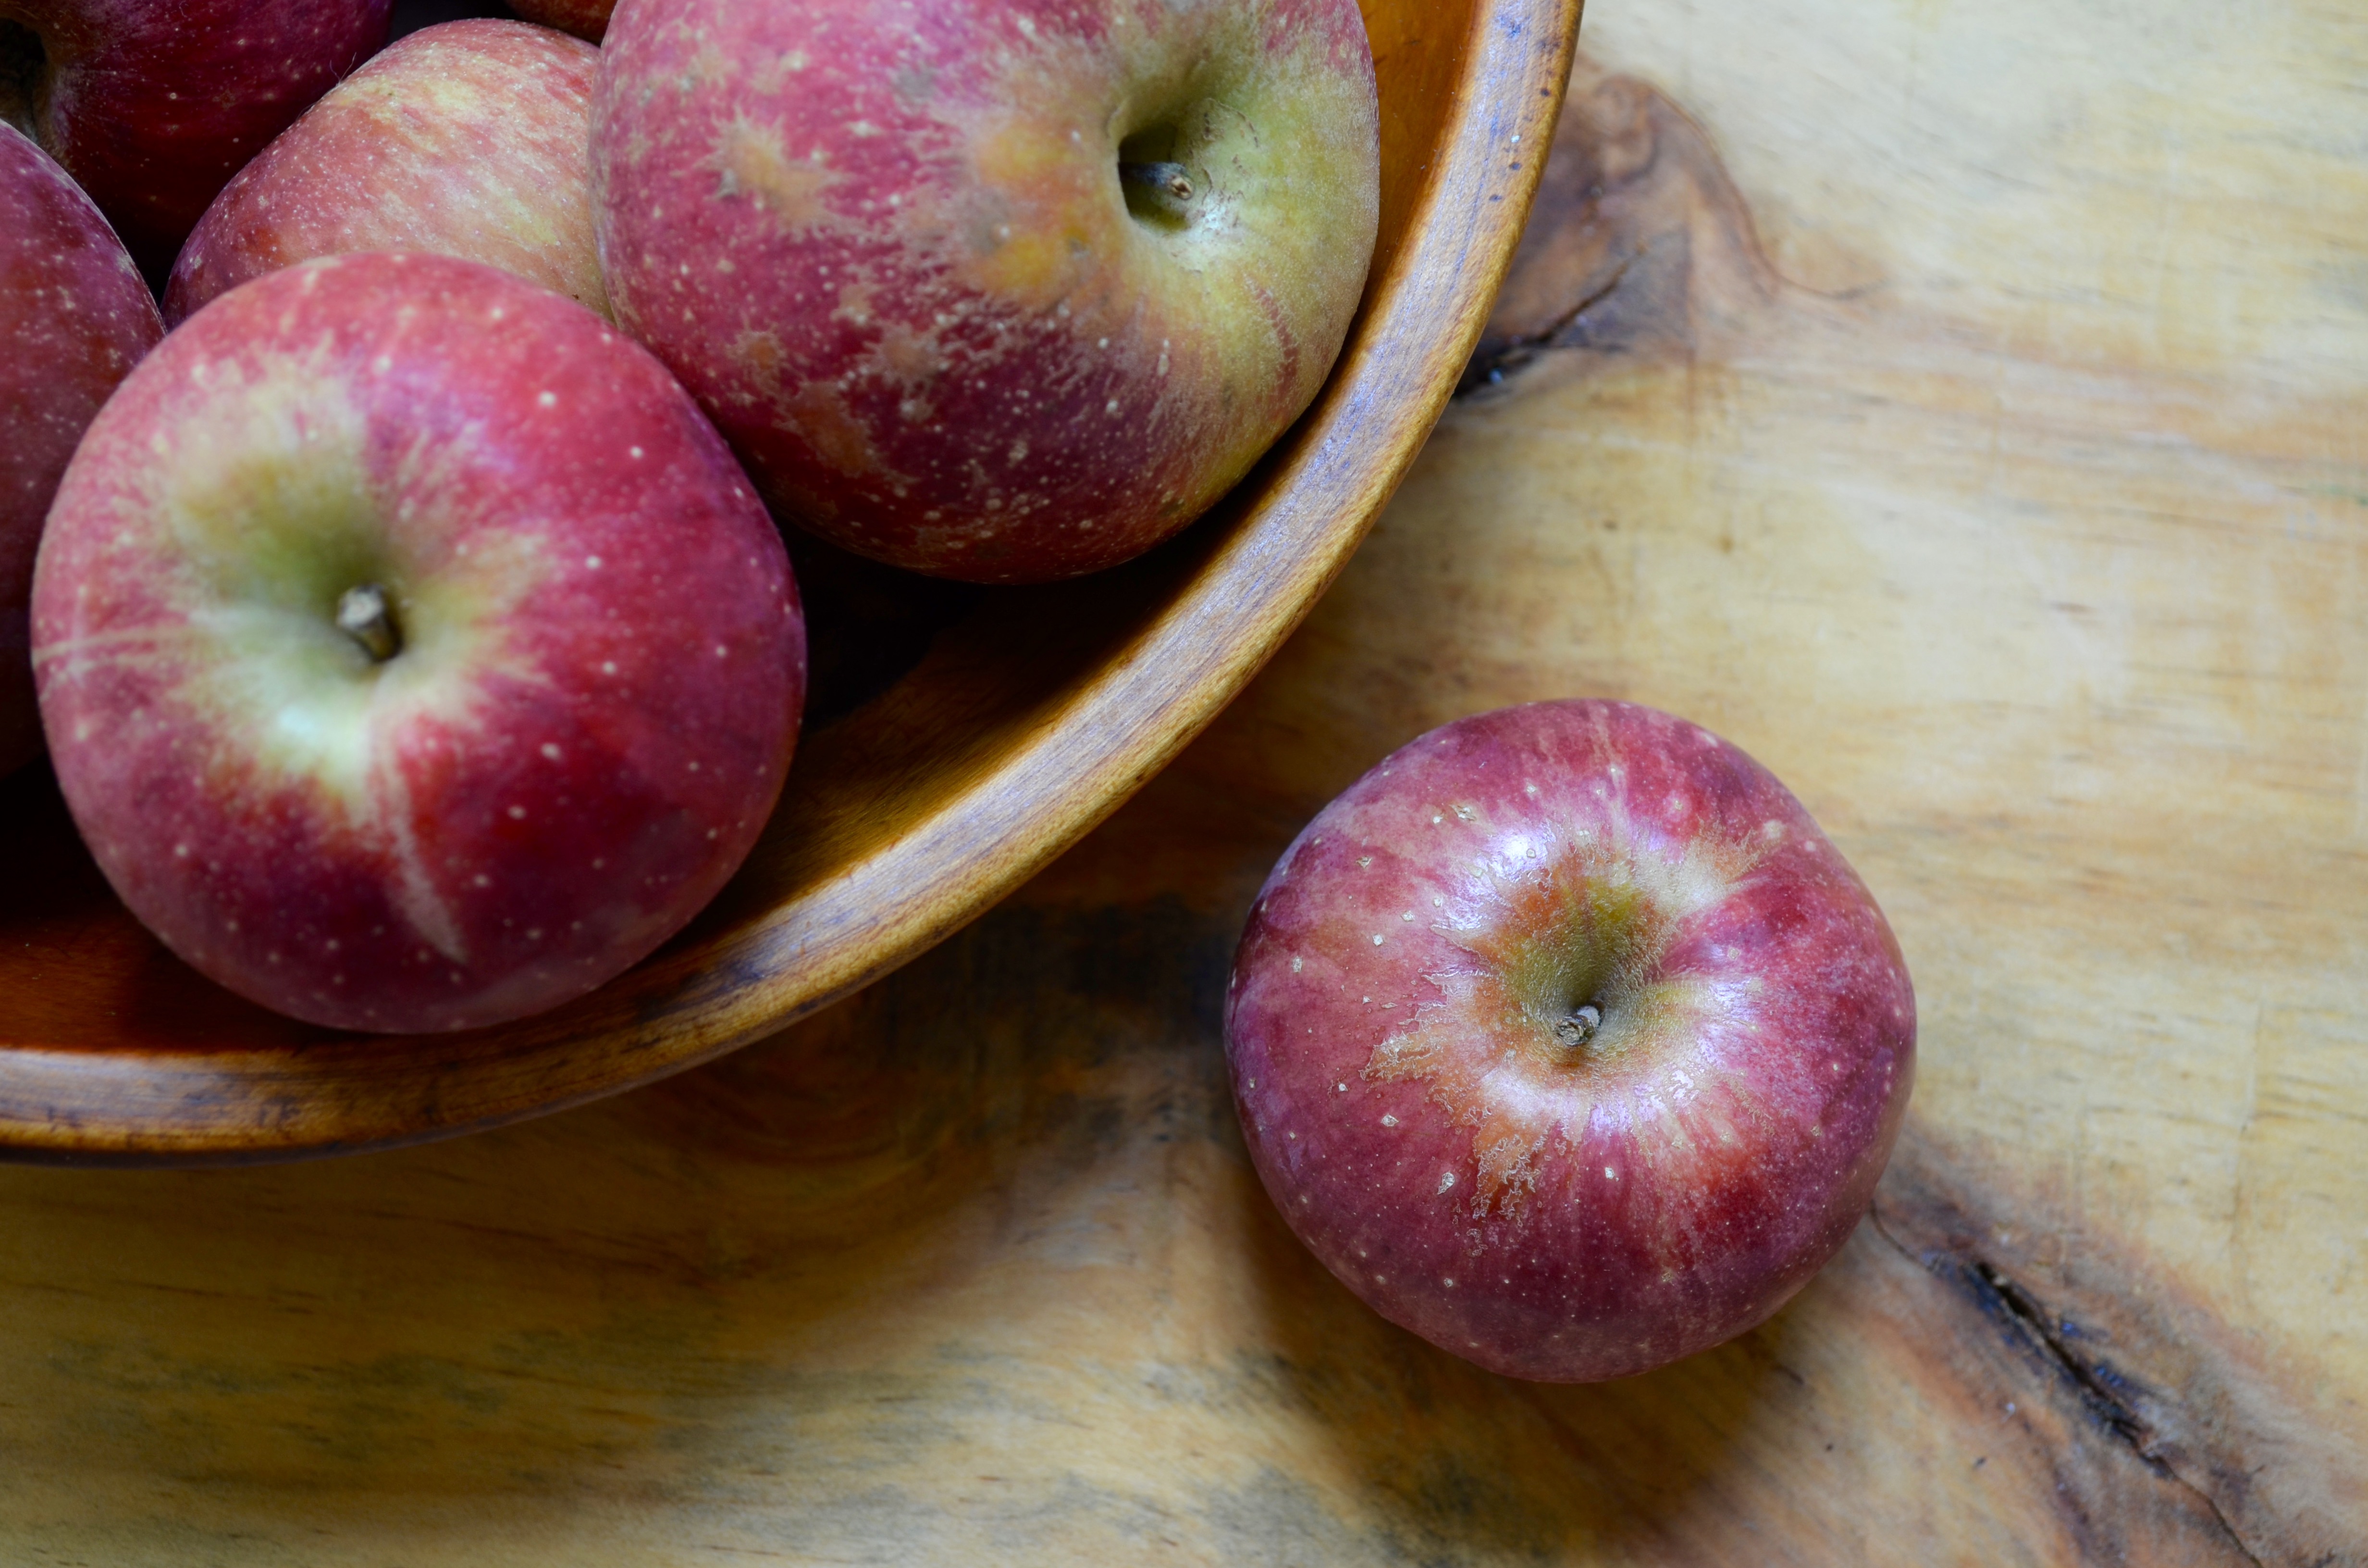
[336,584,402,663]
[1119,160,1194,203]
[1554,1004,1603,1049]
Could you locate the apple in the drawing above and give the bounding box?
[0,0,391,271]
[506,0,609,44]
[32,252,805,1033]
[167,19,605,326]
[591,0,1380,583]
[1224,700,1915,1382]
[0,122,160,778]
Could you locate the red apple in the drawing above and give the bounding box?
[1225,700,1915,1382]
[506,0,609,44]
[0,0,391,270]
[32,252,805,1033]
[167,19,605,326]
[592,0,1380,583]
[0,122,160,777]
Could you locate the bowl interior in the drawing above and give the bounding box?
[0,0,1581,1163]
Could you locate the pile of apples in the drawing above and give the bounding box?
[3,0,1918,1394]
[0,0,1382,1033]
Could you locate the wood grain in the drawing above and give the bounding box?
[1,0,2364,1559]
[0,0,1584,1162]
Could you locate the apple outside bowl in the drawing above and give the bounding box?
[0,0,1587,1164]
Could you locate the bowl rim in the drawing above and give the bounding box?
[0,0,1586,1165]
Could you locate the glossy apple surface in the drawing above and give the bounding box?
[0,0,390,269]
[167,19,604,325]
[1225,700,1915,1382]
[33,253,805,1033]
[0,122,160,777]
[592,0,1379,583]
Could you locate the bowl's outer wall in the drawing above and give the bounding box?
[0,0,1586,1164]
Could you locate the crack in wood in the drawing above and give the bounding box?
[1449,55,1783,404]
[1457,253,1640,395]
[1867,1201,2271,1568]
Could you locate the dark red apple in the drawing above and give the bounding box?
[1225,700,1915,1382]
[0,121,160,777]
[506,0,608,43]
[33,252,805,1033]
[592,0,1380,583]
[167,19,604,325]
[0,0,391,270]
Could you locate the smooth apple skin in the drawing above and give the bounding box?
[0,0,391,270]
[32,253,805,1033]
[1225,701,1915,1383]
[167,20,606,326]
[592,0,1380,583]
[507,0,611,44]
[0,122,161,778]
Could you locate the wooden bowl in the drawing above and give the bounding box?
[0,0,1584,1164]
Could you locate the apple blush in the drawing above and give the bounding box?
[167,19,607,326]
[592,0,1381,583]
[1225,700,1915,1382]
[0,0,393,271]
[0,122,162,779]
[31,253,806,1034]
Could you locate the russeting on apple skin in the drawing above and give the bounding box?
[0,0,392,270]
[592,0,1380,584]
[1224,700,1915,1383]
[0,121,160,778]
[32,253,806,1034]
[167,19,606,325]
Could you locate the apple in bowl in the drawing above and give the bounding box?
[167,19,606,325]
[506,0,610,43]
[1225,700,1915,1382]
[0,0,392,270]
[0,121,160,778]
[32,252,806,1034]
[592,0,1380,583]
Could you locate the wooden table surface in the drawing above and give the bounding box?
[4,0,2364,1561]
